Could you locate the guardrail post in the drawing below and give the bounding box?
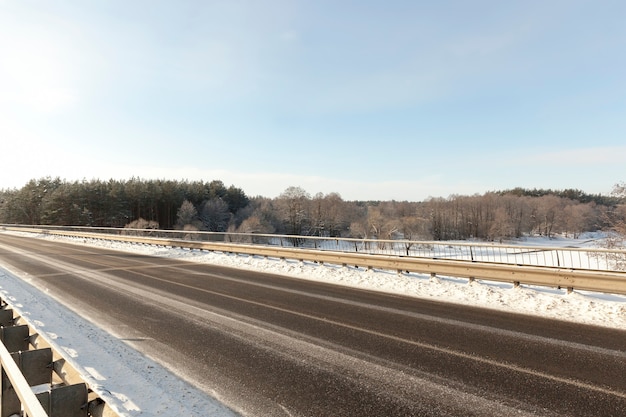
[0,311,13,327]
[1,367,21,417]
[36,383,88,417]
[12,348,53,387]
[0,325,30,353]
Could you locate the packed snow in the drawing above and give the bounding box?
[0,231,625,416]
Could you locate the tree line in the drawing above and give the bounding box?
[0,178,249,230]
[1,177,624,242]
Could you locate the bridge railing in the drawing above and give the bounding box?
[3,224,626,295]
[3,224,624,272]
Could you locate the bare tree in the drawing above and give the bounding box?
[535,195,564,237]
[489,206,516,242]
[611,182,626,237]
[247,197,280,233]
[563,203,595,238]
[201,198,231,232]
[277,186,311,237]
[123,217,159,236]
[367,206,399,250]
[237,216,270,233]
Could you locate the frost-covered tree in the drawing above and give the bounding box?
[609,182,626,239]
[200,198,231,232]
[176,200,200,229]
[277,186,311,236]
[123,217,160,236]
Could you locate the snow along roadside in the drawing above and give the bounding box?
[29,232,626,330]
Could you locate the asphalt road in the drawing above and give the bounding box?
[0,232,625,417]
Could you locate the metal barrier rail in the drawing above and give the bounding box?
[0,340,47,417]
[3,226,626,295]
[2,224,625,272]
[0,297,120,417]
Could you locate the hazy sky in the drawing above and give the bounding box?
[1,1,625,200]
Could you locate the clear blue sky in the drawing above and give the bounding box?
[1,1,625,201]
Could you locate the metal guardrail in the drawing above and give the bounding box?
[0,338,48,417]
[2,225,626,295]
[2,224,625,272]
[0,297,119,417]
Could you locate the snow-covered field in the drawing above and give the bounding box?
[1,231,625,416]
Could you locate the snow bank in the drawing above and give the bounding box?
[33,232,626,330]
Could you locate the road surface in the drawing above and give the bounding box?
[0,232,625,416]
